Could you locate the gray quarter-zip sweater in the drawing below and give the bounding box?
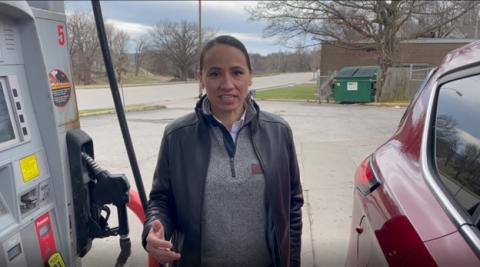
[200,99,271,267]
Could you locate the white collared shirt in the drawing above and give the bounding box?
[212,111,246,143]
[202,98,247,143]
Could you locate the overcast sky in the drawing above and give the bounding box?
[65,1,294,55]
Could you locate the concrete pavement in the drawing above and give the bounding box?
[79,98,405,266]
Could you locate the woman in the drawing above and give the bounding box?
[142,35,303,267]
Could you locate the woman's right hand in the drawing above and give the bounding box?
[146,220,181,264]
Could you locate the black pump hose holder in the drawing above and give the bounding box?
[90,1,149,265]
[90,0,148,210]
[81,153,131,266]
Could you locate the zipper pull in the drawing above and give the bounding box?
[230,158,236,177]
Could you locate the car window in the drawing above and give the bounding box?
[434,74,480,223]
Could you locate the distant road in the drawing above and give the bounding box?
[75,72,313,110]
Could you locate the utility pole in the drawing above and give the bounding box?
[197,0,203,98]
[199,0,202,48]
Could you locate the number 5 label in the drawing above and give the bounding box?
[57,24,65,46]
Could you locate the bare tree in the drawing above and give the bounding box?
[149,20,215,81]
[405,1,480,38]
[134,35,148,76]
[67,11,100,84]
[106,24,130,83]
[67,11,131,85]
[249,0,478,100]
[141,50,175,76]
[436,114,458,166]
[457,5,480,39]
[463,144,480,180]
[250,49,315,74]
[452,143,480,181]
[291,46,311,72]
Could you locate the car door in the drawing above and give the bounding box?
[426,65,480,265]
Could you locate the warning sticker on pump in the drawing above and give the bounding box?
[48,69,71,107]
[47,252,66,267]
[19,154,40,182]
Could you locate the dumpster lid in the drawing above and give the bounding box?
[335,67,359,78]
[335,66,379,78]
[354,66,379,77]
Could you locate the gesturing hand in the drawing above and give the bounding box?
[146,220,181,264]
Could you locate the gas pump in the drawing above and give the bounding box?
[0,1,148,266]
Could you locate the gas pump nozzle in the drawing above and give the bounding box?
[81,152,129,237]
[81,152,131,266]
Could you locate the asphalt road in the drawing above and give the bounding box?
[79,98,405,266]
[75,72,313,110]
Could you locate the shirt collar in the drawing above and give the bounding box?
[202,98,246,128]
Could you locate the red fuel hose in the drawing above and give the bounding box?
[127,190,158,267]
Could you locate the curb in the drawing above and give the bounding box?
[79,104,166,117]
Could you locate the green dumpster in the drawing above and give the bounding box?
[332,66,379,103]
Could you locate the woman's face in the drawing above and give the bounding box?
[200,44,252,119]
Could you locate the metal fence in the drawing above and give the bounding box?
[314,70,336,103]
[406,64,433,81]
[381,64,433,101]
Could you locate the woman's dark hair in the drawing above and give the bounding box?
[199,35,252,72]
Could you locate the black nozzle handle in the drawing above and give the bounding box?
[117,204,129,236]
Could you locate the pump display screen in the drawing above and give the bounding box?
[0,82,16,144]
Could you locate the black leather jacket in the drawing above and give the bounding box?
[142,97,303,267]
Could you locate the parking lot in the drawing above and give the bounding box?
[80,98,405,266]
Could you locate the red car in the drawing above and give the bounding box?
[346,41,480,267]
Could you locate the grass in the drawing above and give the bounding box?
[253,83,410,106]
[79,104,166,117]
[255,83,317,101]
[119,72,173,84]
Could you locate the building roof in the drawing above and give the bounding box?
[321,38,476,46]
[401,38,477,44]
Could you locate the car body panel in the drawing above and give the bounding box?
[349,175,438,267]
[424,232,479,267]
[346,40,480,266]
[374,144,457,241]
[346,189,390,267]
[436,41,480,76]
